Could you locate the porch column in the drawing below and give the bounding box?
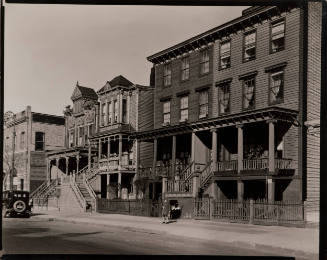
[162,176,167,198]
[107,137,111,158]
[46,159,50,183]
[56,158,60,182]
[118,172,122,198]
[211,129,218,171]
[118,135,123,166]
[191,132,196,162]
[237,124,243,174]
[174,175,180,192]
[98,139,102,165]
[209,181,218,200]
[152,139,157,175]
[88,141,91,169]
[65,157,69,175]
[172,135,176,175]
[192,174,200,198]
[107,174,110,199]
[136,140,140,174]
[76,155,80,174]
[268,120,276,174]
[237,180,244,202]
[267,178,275,202]
[152,182,156,199]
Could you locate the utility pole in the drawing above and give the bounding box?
[10,114,16,191]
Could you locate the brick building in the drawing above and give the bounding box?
[3,106,65,193]
[135,3,321,218]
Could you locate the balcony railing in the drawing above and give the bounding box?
[275,158,293,169]
[216,160,238,172]
[243,158,269,170]
[242,158,293,170]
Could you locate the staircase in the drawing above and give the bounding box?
[75,175,96,212]
[200,161,213,190]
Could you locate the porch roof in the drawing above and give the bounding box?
[46,147,96,159]
[132,107,298,141]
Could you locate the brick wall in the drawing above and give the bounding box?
[306,1,322,211]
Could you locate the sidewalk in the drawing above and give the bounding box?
[32,208,319,259]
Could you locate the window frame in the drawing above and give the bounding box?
[163,62,172,87]
[200,48,210,75]
[181,56,190,82]
[268,69,284,105]
[242,76,256,111]
[114,100,118,123]
[198,90,209,119]
[219,39,231,70]
[101,102,106,126]
[179,95,189,122]
[163,100,171,125]
[243,30,256,62]
[20,131,25,149]
[35,131,45,151]
[108,101,112,124]
[217,82,231,115]
[270,18,285,54]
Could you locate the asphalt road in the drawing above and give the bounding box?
[2,217,279,256]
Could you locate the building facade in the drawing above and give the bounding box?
[135,3,321,217]
[3,106,65,192]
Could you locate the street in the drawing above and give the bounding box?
[3,216,276,256]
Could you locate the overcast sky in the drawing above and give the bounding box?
[4,4,246,116]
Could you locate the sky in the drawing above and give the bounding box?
[4,4,247,116]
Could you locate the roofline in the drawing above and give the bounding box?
[31,112,64,119]
[147,5,295,63]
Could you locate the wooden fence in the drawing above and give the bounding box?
[212,199,304,225]
[96,198,161,217]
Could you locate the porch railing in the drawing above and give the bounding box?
[200,161,213,187]
[242,158,269,170]
[166,179,193,193]
[216,160,238,172]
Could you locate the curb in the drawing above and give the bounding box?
[32,214,318,259]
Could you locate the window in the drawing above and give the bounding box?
[243,31,256,61]
[269,70,284,104]
[78,126,84,146]
[163,101,171,124]
[69,130,74,148]
[88,124,93,137]
[108,102,112,124]
[84,125,88,144]
[180,96,189,122]
[199,90,209,118]
[163,63,172,86]
[122,99,127,123]
[20,132,25,149]
[271,19,285,53]
[101,103,106,126]
[35,132,45,151]
[243,77,255,110]
[218,83,231,114]
[200,49,210,74]
[220,40,231,69]
[181,57,190,81]
[114,100,118,123]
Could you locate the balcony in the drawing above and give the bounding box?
[98,153,135,172]
[166,178,193,194]
[214,160,238,176]
[241,158,294,176]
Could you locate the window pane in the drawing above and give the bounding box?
[221,41,230,53]
[272,22,285,35]
[245,32,256,45]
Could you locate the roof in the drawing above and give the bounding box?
[97,75,134,94]
[71,82,98,101]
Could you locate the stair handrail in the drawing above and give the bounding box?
[200,160,213,187]
[30,181,48,199]
[40,179,58,199]
[83,174,97,211]
[180,161,195,181]
[70,176,87,211]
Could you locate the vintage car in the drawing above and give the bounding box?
[2,190,32,218]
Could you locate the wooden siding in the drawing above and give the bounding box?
[154,46,214,129]
[212,8,301,117]
[306,2,322,211]
[139,141,153,168]
[138,89,154,132]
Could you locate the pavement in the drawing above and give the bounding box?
[31,207,319,259]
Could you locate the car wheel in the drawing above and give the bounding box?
[13,200,26,213]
